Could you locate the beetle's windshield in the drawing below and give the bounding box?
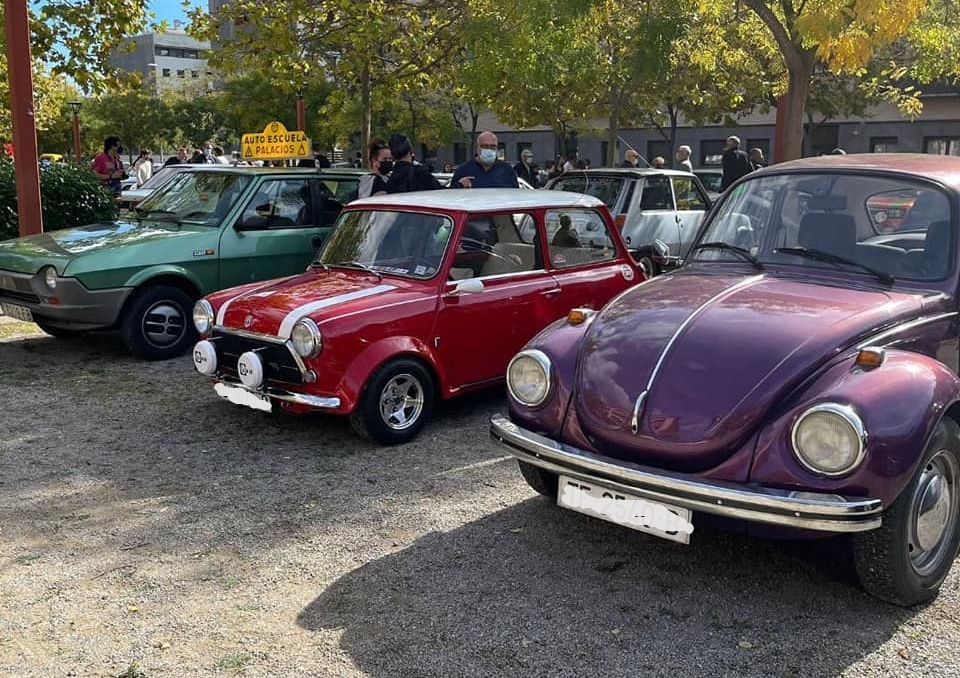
[315,210,453,280]
[135,171,252,225]
[693,173,953,282]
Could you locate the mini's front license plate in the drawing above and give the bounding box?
[214,382,272,413]
[557,475,693,544]
[1,302,33,323]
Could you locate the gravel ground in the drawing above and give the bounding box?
[1,317,960,677]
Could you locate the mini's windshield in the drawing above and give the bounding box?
[135,172,252,225]
[316,210,453,279]
[692,173,953,282]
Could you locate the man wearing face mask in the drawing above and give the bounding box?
[451,131,519,188]
[514,148,538,187]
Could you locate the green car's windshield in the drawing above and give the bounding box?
[135,172,252,225]
[692,173,954,282]
[315,210,453,280]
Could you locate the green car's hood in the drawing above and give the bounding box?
[0,220,214,274]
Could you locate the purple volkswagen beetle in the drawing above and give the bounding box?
[492,154,960,606]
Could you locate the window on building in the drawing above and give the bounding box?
[924,138,960,156]
[161,68,171,77]
[700,140,726,166]
[191,71,199,78]
[497,143,506,160]
[177,70,185,78]
[187,51,198,59]
[156,47,169,56]
[870,137,898,153]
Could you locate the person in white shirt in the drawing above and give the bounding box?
[133,149,153,186]
[214,145,231,165]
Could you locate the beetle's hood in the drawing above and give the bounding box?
[573,272,925,471]
[0,220,209,274]
[214,268,427,338]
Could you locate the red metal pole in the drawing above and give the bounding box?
[296,98,305,132]
[72,112,82,161]
[4,0,43,236]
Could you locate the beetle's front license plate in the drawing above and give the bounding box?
[557,475,693,544]
[1,302,33,323]
[214,382,272,413]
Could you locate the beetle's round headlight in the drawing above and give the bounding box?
[41,266,57,293]
[291,318,322,358]
[192,299,214,335]
[507,350,552,407]
[791,403,867,477]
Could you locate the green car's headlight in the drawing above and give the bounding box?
[40,266,57,293]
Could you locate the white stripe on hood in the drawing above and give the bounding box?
[277,284,397,338]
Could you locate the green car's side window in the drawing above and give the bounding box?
[239,179,315,230]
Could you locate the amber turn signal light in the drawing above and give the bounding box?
[855,347,885,369]
[567,308,595,326]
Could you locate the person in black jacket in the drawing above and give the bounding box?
[514,149,538,186]
[385,134,442,193]
[720,136,753,191]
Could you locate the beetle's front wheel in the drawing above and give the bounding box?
[852,419,960,606]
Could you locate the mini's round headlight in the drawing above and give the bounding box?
[507,350,552,407]
[791,403,867,477]
[193,299,214,335]
[41,266,57,293]
[291,318,322,358]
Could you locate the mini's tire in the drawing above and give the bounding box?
[120,285,197,360]
[349,358,435,445]
[852,418,960,606]
[34,317,83,338]
[518,460,558,499]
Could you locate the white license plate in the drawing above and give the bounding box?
[557,475,693,544]
[214,382,272,413]
[1,302,33,322]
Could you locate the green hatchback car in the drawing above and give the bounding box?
[0,166,363,359]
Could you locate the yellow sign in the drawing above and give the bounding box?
[241,121,311,160]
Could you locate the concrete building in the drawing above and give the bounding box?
[430,89,960,169]
[110,27,213,95]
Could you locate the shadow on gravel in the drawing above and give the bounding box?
[298,500,915,678]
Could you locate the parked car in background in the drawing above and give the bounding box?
[693,168,722,201]
[493,154,960,606]
[546,168,712,277]
[192,189,642,443]
[118,164,200,211]
[0,166,361,359]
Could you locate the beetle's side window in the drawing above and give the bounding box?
[451,212,543,279]
[544,209,617,268]
[240,179,314,229]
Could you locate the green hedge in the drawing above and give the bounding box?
[0,158,118,241]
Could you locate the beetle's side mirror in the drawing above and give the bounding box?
[449,278,484,296]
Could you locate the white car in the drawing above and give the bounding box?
[118,165,203,211]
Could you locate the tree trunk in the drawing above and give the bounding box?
[607,103,620,167]
[360,62,371,168]
[668,105,678,166]
[780,66,811,161]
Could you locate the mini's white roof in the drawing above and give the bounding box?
[349,188,605,211]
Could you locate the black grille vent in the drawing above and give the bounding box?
[212,331,304,386]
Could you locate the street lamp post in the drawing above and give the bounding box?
[295,81,307,132]
[68,101,82,162]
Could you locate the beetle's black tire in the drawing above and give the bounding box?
[34,317,83,338]
[637,256,659,278]
[518,460,559,499]
[120,285,197,360]
[349,358,435,445]
[852,418,960,606]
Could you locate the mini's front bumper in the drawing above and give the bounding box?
[215,377,341,409]
[490,414,883,533]
[0,269,129,329]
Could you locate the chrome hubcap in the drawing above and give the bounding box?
[142,301,185,348]
[638,257,654,277]
[379,374,424,431]
[909,450,959,577]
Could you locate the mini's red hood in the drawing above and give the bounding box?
[574,272,927,471]
[214,270,423,337]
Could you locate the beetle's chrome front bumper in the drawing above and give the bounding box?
[490,415,883,533]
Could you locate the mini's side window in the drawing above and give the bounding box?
[672,177,708,211]
[451,212,543,279]
[544,209,617,268]
[240,179,314,229]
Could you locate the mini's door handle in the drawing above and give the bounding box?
[542,288,562,297]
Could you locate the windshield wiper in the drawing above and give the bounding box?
[137,209,179,223]
[775,247,894,285]
[690,242,763,270]
[333,260,383,280]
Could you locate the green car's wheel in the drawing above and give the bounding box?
[853,418,960,606]
[121,285,197,360]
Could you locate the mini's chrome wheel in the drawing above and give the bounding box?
[378,374,425,431]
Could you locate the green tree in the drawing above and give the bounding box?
[84,90,171,163]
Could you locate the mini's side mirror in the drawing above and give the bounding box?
[449,278,484,295]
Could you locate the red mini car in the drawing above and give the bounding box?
[191,189,642,443]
